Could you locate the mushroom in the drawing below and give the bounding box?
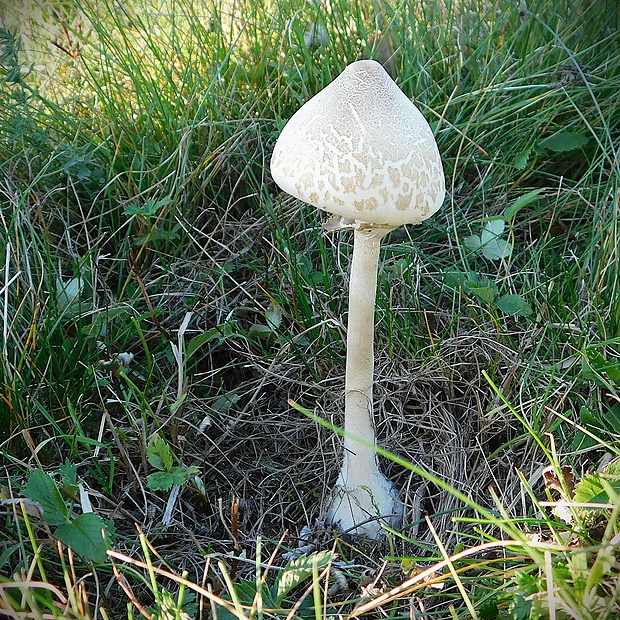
[270,59,445,538]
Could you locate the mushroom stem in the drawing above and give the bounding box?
[327,227,401,537]
[344,228,385,461]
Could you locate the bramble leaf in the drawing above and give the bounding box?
[147,471,176,491]
[25,470,68,526]
[147,433,173,472]
[496,294,533,317]
[538,131,589,153]
[514,146,533,170]
[55,512,114,563]
[169,466,200,486]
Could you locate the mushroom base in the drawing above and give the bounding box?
[326,458,403,538]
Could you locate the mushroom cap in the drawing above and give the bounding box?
[270,59,445,228]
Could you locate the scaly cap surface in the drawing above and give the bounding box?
[271,60,445,228]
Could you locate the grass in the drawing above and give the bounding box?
[1,0,619,617]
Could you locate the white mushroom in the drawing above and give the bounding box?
[271,59,445,538]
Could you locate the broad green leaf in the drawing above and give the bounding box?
[606,403,620,433]
[25,470,68,526]
[169,465,200,486]
[186,323,233,361]
[296,251,324,282]
[248,323,274,338]
[466,275,494,291]
[463,234,481,250]
[296,254,313,277]
[0,543,20,569]
[265,304,283,330]
[147,433,173,472]
[573,472,604,504]
[465,220,511,260]
[481,238,511,261]
[443,270,472,290]
[572,430,597,452]
[274,551,334,604]
[59,460,79,497]
[604,459,620,477]
[574,471,620,506]
[467,283,497,304]
[55,512,113,563]
[572,406,606,451]
[147,471,176,491]
[538,131,589,153]
[147,228,179,242]
[514,146,533,170]
[584,349,620,383]
[480,218,505,239]
[56,277,83,313]
[591,481,620,505]
[214,579,272,620]
[210,393,240,414]
[503,189,544,221]
[125,196,172,217]
[579,405,600,428]
[509,593,533,620]
[480,220,511,260]
[76,166,91,180]
[496,295,533,317]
